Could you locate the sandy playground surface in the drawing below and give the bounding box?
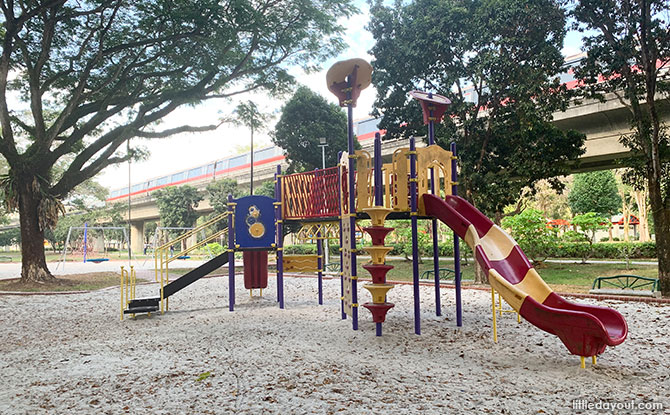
[0,276,668,414]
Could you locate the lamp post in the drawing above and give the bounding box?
[318,137,328,169]
[318,137,328,265]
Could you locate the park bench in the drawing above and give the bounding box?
[589,274,661,298]
[0,256,12,262]
[420,268,466,282]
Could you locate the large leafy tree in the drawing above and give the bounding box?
[0,0,355,282]
[368,0,586,220]
[272,86,357,173]
[568,171,622,217]
[154,186,203,230]
[571,0,670,294]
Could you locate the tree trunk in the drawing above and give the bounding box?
[19,182,56,283]
[474,261,487,284]
[648,180,670,296]
[633,189,650,242]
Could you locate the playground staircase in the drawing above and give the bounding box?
[121,211,231,318]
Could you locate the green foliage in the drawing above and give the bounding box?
[0,0,356,281]
[255,180,276,198]
[205,243,225,257]
[144,222,158,244]
[0,228,21,247]
[272,86,358,173]
[207,179,243,215]
[502,209,556,264]
[572,0,670,294]
[368,0,585,217]
[568,171,622,216]
[571,212,610,263]
[155,186,203,228]
[551,241,656,260]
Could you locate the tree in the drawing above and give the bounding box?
[0,0,356,283]
[207,179,243,215]
[502,209,557,265]
[233,101,272,194]
[368,0,586,222]
[568,171,622,216]
[571,212,610,263]
[155,186,203,232]
[572,0,670,294]
[255,180,276,198]
[272,86,358,173]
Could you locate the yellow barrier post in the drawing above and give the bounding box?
[120,266,125,321]
[580,356,586,369]
[491,286,498,343]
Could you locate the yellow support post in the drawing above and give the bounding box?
[491,286,498,343]
[498,292,503,317]
[592,356,597,365]
[580,356,586,369]
[120,266,125,321]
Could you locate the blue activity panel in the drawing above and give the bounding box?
[234,195,276,249]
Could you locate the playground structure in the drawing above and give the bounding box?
[121,58,628,367]
[57,224,130,269]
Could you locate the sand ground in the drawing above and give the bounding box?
[0,276,668,414]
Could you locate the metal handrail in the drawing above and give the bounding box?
[156,211,229,250]
[120,265,136,320]
[164,228,228,264]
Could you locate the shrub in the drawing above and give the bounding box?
[502,209,556,264]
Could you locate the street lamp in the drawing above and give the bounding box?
[318,137,328,169]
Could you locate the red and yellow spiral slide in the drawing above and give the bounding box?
[423,194,628,360]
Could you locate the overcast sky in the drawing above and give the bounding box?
[98,2,586,191]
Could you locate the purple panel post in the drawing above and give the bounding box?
[227,194,235,311]
[317,227,323,305]
[338,152,346,320]
[347,81,358,331]
[410,137,421,335]
[275,165,285,309]
[374,133,383,205]
[450,142,462,326]
[427,93,441,317]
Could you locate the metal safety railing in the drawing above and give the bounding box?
[119,265,136,321]
[154,211,231,313]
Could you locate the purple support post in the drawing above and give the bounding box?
[275,165,285,309]
[338,151,346,320]
[227,194,235,311]
[83,222,88,263]
[427,94,441,317]
[410,136,421,335]
[450,142,462,327]
[347,79,358,331]
[317,227,323,305]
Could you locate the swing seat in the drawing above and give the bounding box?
[86,258,109,263]
[176,255,190,260]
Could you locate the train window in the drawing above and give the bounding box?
[156,176,168,186]
[171,172,186,182]
[120,187,128,195]
[188,167,203,178]
[254,147,274,160]
[215,160,228,172]
[131,183,144,193]
[229,154,247,168]
[356,118,380,136]
[110,190,120,198]
[206,163,214,174]
[147,180,155,188]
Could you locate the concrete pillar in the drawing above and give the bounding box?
[130,221,144,255]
